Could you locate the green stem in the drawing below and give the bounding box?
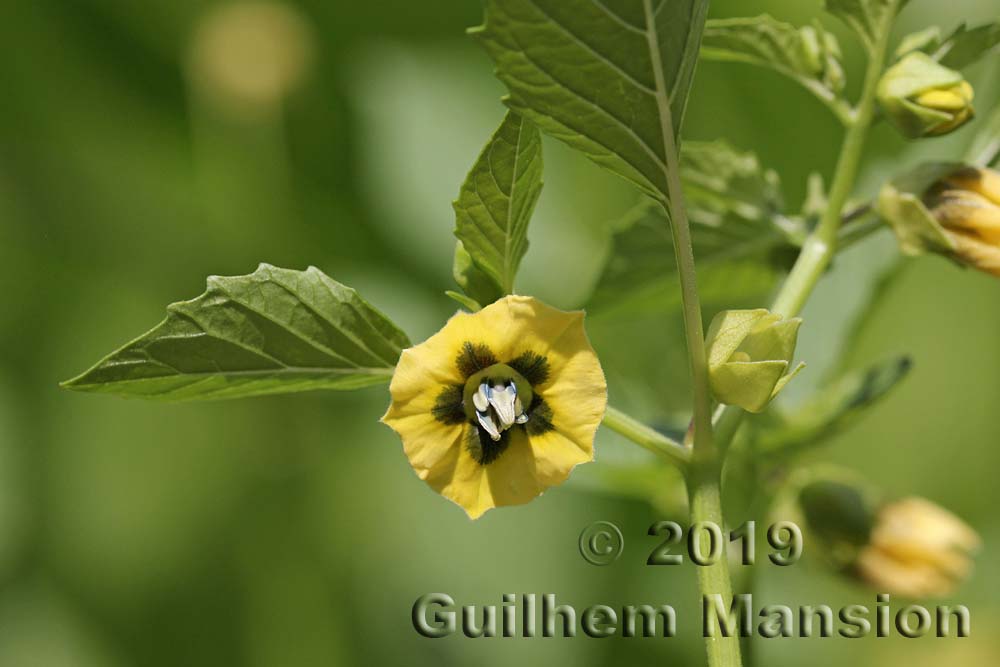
[602,406,690,467]
[643,1,737,664]
[688,460,742,667]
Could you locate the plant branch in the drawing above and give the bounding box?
[771,16,895,318]
[603,406,690,468]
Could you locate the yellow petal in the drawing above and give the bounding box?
[942,167,1000,207]
[948,230,1000,277]
[475,296,589,370]
[916,88,967,111]
[527,428,595,486]
[856,546,958,598]
[933,192,1000,243]
[386,411,464,481]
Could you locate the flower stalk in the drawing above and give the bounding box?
[602,406,690,468]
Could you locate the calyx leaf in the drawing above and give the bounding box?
[705,308,804,413]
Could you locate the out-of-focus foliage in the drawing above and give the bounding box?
[896,20,1000,69]
[752,355,912,456]
[1,0,999,666]
[587,141,792,316]
[702,15,849,119]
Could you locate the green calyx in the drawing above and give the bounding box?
[462,363,533,421]
[876,162,963,256]
[876,52,974,138]
[799,480,878,560]
[705,309,805,413]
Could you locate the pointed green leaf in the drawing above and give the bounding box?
[701,15,850,121]
[587,140,794,315]
[934,21,1000,69]
[474,0,708,200]
[453,111,543,297]
[754,355,912,455]
[895,21,1000,69]
[62,264,410,401]
[823,0,907,51]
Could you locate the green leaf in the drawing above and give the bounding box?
[701,15,850,121]
[444,290,483,312]
[62,264,410,401]
[452,111,543,297]
[753,355,912,456]
[823,0,907,51]
[587,140,794,315]
[895,21,1000,70]
[452,242,502,307]
[474,0,708,200]
[934,21,1000,70]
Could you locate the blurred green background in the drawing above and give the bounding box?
[1,0,998,665]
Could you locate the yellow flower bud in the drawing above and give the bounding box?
[799,479,980,598]
[877,53,975,138]
[878,164,1000,278]
[856,498,980,598]
[925,167,1000,276]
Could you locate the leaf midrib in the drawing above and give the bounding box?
[502,117,526,293]
[67,364,395,389]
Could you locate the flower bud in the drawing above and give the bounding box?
[876,52,974,138]
[878,164,1000,277]
[857,498,980,598]
[799,24,845,93]
[799,480,980,598]
[705,309,804,413]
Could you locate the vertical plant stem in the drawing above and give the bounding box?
[642,2,739,665]
[643,0,714,460]
[688,460,743,667]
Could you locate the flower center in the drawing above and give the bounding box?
[462,364,534,441]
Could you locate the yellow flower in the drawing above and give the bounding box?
[382,296,607,519]
[856,497,980,598]
[924,167,1000,276]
